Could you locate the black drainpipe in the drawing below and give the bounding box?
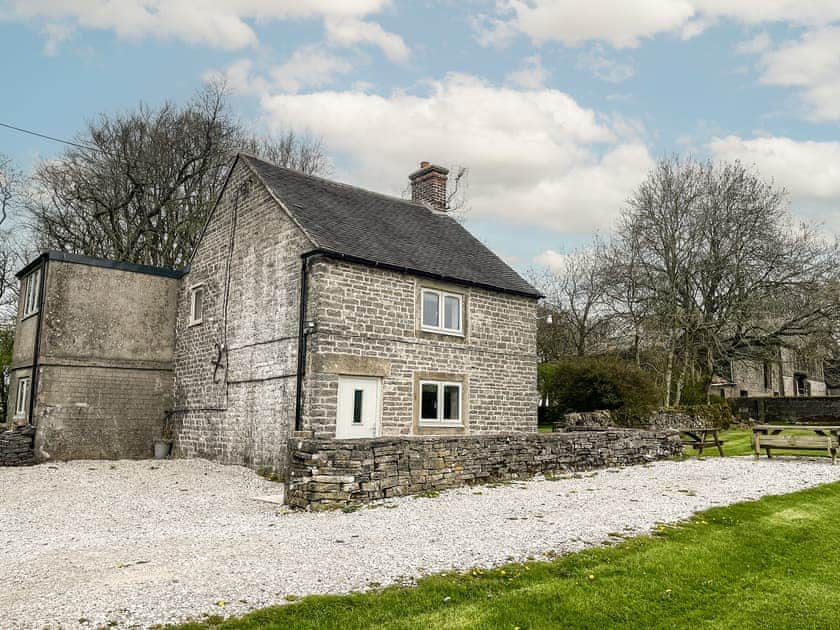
[293,253,317,432]
[28,257,48,428]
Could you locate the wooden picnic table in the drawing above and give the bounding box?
[679,428,725,458]
[752,424,840,464]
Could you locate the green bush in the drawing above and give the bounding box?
[538,356,661,426]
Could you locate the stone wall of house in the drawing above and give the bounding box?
[0,429,35,466]
[286,430,682,509]
[732,396,840,423]
[172,158,310,474]
[302,260,539,438]
[647,410,711,430]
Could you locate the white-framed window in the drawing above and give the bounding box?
[420,288,463,335]
[21,269,41,318]
[419,380,462,426]
[189,285,205,326]
[14,376,30,420]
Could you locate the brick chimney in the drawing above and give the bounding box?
[409,161,449,211]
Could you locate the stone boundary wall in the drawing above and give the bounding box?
[0,430,35,466]
[647,410,710,431]
[733,396,840,423]
[286,430,682,509]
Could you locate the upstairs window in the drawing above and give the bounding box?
[189,285,205,326]
[22,269,41,318]
[14,377,30,420]
[419,380,462,426]
[421,288,462,335]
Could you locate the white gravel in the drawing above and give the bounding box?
[2,456,840,629]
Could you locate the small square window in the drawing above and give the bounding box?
[419,380,463,426]
[420,289,463,335]
[443,296,460,330]
[443,384,460,421]
[189,285,205,326]
[14,377,30,420]
[421,383,439,420]
[422,291,439,328]
[21,269,41,318]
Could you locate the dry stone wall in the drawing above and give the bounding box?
[0,430,35,466]
[286,430,682,509]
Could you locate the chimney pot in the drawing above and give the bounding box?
[409,161,449,212]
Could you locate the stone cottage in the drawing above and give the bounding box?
[712,347,828,399]
[4,154,541,475]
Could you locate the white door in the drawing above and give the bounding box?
[336,376,381,439]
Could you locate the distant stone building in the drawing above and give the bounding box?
[4,155,540,473]
[711,346,828,399]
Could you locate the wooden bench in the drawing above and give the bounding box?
[752,425,839,464]
[679,428,725,458]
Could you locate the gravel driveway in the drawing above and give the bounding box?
[2,456,840,629]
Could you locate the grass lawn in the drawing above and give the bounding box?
[170,481,840,630]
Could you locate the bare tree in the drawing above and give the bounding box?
[242,131,332,179]
[608,156,840,405]
[531,242,612,359]
[0,153,26,321]
[27,81,330,268]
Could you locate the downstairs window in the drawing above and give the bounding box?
[419,380,462,426]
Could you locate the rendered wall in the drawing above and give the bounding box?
[30,260,178,460]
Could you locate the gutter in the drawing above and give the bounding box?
[294,251,321,431]
[16,251,185,280]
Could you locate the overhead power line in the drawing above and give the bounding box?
[0,121,100,153]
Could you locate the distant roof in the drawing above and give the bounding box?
[240,154,540,298]
[17,251,185,280]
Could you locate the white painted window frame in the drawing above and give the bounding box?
[14,376,30,420]
[188,284,205,327]
[420,288,463,336]
[418,380,463,427]
[21,269,41,318]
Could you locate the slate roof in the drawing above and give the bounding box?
[241,153,540,298]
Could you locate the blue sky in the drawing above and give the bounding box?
[1,1,839,273]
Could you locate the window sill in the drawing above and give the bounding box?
[187,320,203,328]
[419,326,464,338]
[419,421,464,428]
[21,311,40,322]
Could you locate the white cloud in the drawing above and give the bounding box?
[735,31,771,55]
[1,0,393,51]
[751,26,840,121]
[324,16,409,62]
[258,73,654,234]
[576,46,636,83]
[271,46,354,93]
[480,0,697,49]
[533,249,568,271]
[204,59,268,94]
[207,47,355,95]
[41,21,74,55]
[476,1,840,49]
[505,55,547,89]
[708,134,840,230]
